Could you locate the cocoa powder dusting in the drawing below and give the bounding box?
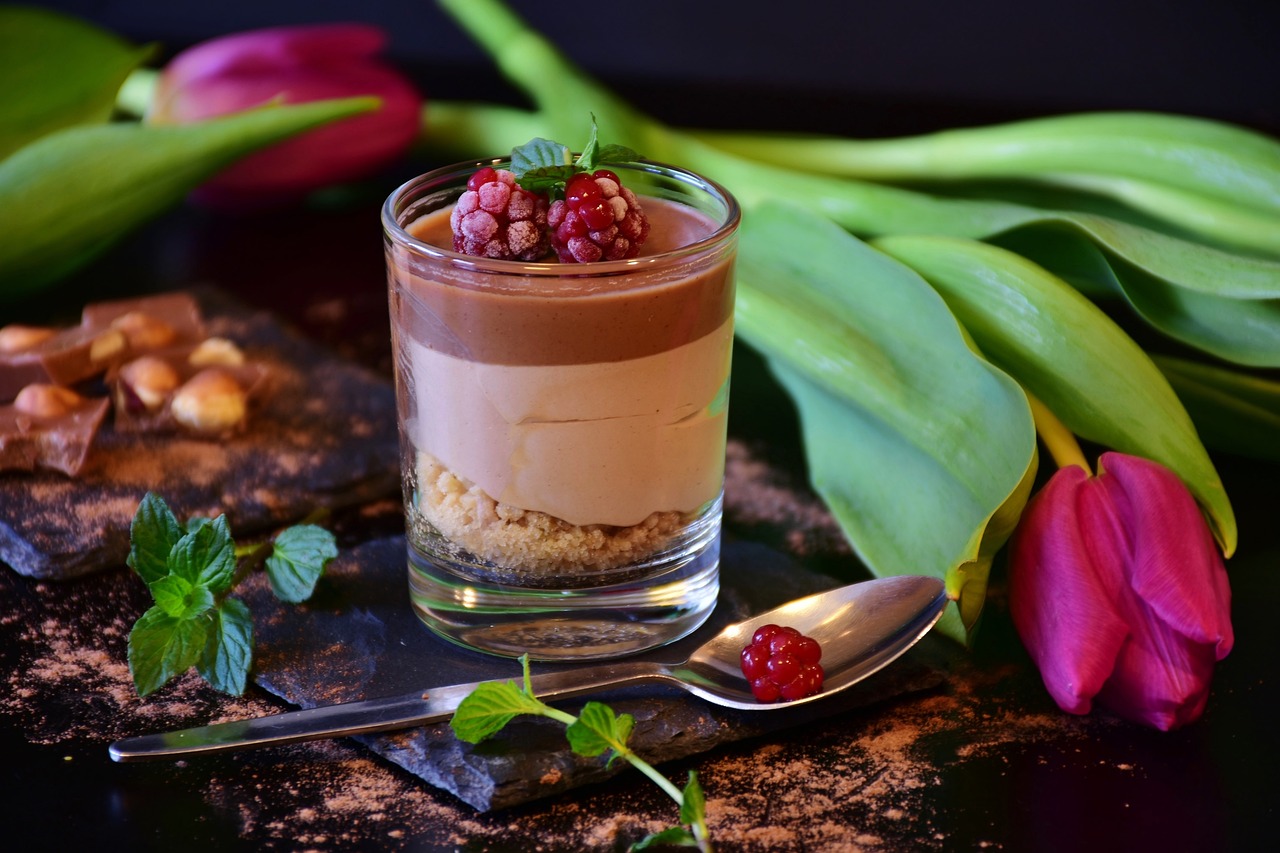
[724,438,851,557]
[3,435,1133,850]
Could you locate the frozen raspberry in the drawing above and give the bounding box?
[546,169,650,263]
[740,624,824,702]
[450,166,550,260]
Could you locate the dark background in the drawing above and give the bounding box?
[28,0,1280,134]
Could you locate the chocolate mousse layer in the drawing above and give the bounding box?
[389,199,735,365]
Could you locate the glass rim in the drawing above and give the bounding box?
[381,157,741,276]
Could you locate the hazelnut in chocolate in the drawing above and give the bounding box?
[109,338,267,436]
[0,384,110,476]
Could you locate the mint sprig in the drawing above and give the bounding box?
[452,655,712,851]
[125,492,337,697]
[510,116,641,197]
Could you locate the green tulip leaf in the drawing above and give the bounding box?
[994,221,1280,368]
[0,96,378,299]
[735,202,1037,643]
[1153,354,1280,463]
[874,234,1236,556]
[691,111,1280,256]
[0,7,154,159]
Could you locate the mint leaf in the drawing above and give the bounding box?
[679,771,706,827]
[167,514,235,589]
[596,143,641,165]
[184,515,213,534]
[197,598,254,696]
[515,164,579,195]
[576,119,601,171]
[125,493,338,699]
[149,574,214,620]
[264,523,337,603]
[511,136,572,176]
[511,136,576,194]
[450,680,546,743]
[508,122,642,196]
[631,827,700,849]
[127,606,210,696]
[566,701,635,766]
[127,492,182,585]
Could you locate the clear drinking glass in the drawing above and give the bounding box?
[382,157,739,660]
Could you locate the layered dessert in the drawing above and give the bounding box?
[388,185,735,583]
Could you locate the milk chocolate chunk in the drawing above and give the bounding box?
[0,384,110,476]
[0,292,206,402]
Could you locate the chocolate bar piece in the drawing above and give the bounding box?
[0,385,110,476]
[0,292,206,402]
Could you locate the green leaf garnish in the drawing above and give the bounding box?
[566,701,635,768]
[265,523,339,603]
[148,575,215,620]
[450,679,546,743]
[124,493,336,697]
[196,599,254,696]
[450,655,712,850]
[127,606,210,697]
[127,491,182,585]
[510,136,575,193]
[508,117,642,196]
[596,143,641,165]
[679,771,706,826]
[166,514,236,590]
[577,119,600,170]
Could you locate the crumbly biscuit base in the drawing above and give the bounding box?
[414,451,685,576]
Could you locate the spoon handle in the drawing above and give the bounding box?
[108,660,668,762]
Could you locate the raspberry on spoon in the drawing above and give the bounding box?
[740,623,825,702]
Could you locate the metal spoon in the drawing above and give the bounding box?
[108,574,947,762]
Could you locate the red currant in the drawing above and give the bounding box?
[740,644,770,681]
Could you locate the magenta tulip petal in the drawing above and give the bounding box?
[1009,453,1232,731]
[1094,453,1234,657]
[149,24,422,208]
[1009,466,1130,714]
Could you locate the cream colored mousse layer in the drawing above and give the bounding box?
[397,197,733,573]
[409,316,731,523]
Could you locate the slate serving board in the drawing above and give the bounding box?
[246,535,951,812]
[0,289,400,580]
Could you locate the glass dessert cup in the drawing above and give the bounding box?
[383,158,740,660]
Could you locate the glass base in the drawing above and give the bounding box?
[407,534,720,661]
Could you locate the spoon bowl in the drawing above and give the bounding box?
[109,574,948,762]
[677,574,948,709]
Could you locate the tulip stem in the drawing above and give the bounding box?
[1027,394,1092,473]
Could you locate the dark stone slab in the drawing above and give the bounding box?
[0,288,400,580]
[246,535,951,812]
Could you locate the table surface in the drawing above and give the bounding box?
[3,82,1277,853]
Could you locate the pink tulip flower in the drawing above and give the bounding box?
[1009,451,1233,730]
[149,24,422,208]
